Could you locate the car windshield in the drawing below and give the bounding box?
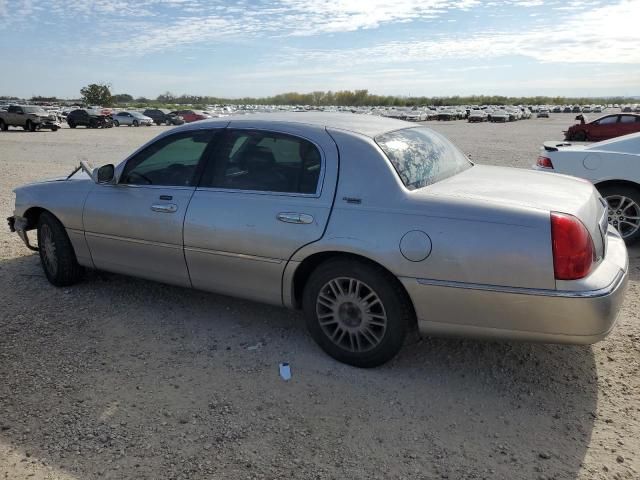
[375,127,472,190]
[23,106,47,114]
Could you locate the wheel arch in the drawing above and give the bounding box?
[594,179,640,192]
[287,250,417,328]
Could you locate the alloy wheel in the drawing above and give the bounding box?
[315,277,388,353]
[40,223,58,277]
[605,195,640,239]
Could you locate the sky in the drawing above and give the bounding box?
[0,0,639,99]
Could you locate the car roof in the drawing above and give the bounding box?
[176,112,413,138]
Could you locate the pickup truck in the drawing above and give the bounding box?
[0,105,61,132]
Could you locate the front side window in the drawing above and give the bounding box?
[121,131,213,186]
[200,130,321,194]
[375,127,472,190]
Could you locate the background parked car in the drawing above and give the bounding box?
[112,111,153,127]
[66,109,113,129]
[537,108,550,118]
[143,109,185,126]
[467,110,488,122]
[535,133,640,243]
[564,113,640,141]
[0,105,61,132]
[170,110,209,123]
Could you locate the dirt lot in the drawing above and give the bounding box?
[1,114,638,480]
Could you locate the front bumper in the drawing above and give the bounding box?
[400,229,629,344]
[37,120,61,130]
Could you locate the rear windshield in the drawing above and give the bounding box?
[375,127,472,190]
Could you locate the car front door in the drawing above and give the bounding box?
[83,129,221,287]
[8,106,25,126]
[590,115,618,140]
[183,124,338,305]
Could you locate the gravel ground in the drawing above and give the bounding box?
[1,113,638,480]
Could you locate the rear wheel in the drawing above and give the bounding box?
[113,119,119,127]
[302,259,411,367]
[598,184,640,244]
[37,212,84,286]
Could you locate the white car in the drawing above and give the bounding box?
[535,133,640,243]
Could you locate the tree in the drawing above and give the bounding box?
[80,83,113,106]
[113,93,133,103]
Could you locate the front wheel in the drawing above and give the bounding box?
[303,259,411,367]
[0,119,7,131]
[37,212,84,286]
[598,185,640,244]
[51,126,59,132]
[133,120,139,127]
[572,131,587,141]
[26,120,36,132]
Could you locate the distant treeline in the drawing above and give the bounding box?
[4,91,637,107]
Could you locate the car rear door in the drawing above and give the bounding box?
[183,123,339,305]
[83,128,223,286]
[590,115,619,140]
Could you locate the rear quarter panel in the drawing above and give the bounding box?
[291,130,555,290]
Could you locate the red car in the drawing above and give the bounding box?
[170,109,209,123]
[565,113,640,141]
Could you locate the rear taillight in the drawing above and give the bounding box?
[550,212,595,280]
[536,155,554,169]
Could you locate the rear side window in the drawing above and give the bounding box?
[596,116,617,125]
[200,130,322,194]
[620,115,637,124]
[375,127,472,190]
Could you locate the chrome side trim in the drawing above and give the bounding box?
[184,246,283,264]
[415,270,625,298]
[84,231,181,250]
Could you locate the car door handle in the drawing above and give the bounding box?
[277,212,314,224]
[151,203,178,213]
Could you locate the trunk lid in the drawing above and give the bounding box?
[423,165,608,262]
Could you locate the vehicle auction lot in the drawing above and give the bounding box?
[1,114,639,480]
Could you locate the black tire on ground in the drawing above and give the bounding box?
[597,184,640,245]
[0,119,7,131]
[68,121,76,128]
[113,120,119,127]
[89,120,97,128]
[51,126,59,132]
[302,258,412,368]
[133,120,139,127]
[572,131,587,141]
[37,211,84,287]
[26,120,36,132]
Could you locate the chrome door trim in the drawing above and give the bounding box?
[415,270,625,299]
[85,231,182,250]
[184,246,283,264]
[195,187,321,198]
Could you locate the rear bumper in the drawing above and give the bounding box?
[400,230,629,344]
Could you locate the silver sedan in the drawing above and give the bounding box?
[112,111,153,127]
[8,113,629,367]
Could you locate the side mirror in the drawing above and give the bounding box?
[97,164,115,184]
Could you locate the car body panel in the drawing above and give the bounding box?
[565,114,640,141]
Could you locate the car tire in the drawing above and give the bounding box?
[598,184,640,245]
[573,131,587,141]
[68,121,76,128]
[133,120,139,127]
[0,119,7,131]
[113,120,119,127]
[302,258,411,368]
[51,126,59,132]
[37,211,84,287]
[26,120,36,132]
